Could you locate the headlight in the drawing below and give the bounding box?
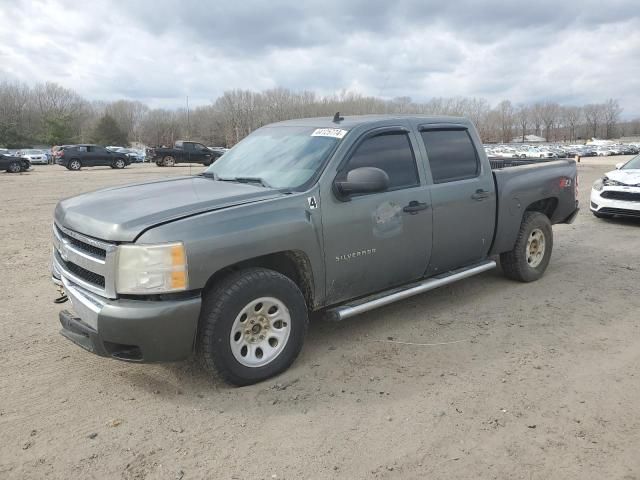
[116,242,188,294]
[593,178,604,191]
[603,178,625,187]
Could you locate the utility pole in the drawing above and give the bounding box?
[186,96,190,140]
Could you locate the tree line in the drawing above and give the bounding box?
[1,80,638,149]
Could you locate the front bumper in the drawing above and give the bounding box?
[52,271,201,362]
[590,188,640,218]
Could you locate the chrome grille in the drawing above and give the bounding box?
[61,260,106,287]
[55,225,107,258]
[52,223,117,298]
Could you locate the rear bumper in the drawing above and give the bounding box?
[53,273,201,362]
[562,205,580,224]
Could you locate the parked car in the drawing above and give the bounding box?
[18,149,48,165]
[208,146,229,156]
[591,155,640,219]
[1,153,31,173]
[50,115,580,385]
[56,145,131,170]
[596,146,614,156]
[150,141,223,166]
[114,148,145,163]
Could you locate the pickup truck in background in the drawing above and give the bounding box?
[51,115,579,385]
[150,140,224,167]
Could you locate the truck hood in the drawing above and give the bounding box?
[55,176,283,242]
[606,169,640,186]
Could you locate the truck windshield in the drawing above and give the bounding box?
[205,126,344,190]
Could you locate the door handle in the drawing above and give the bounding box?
[471,189,490,201]
[403,201,429,214]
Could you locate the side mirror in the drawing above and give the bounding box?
[615,162,624,170]
[335,167,390,199]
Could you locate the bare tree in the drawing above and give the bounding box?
[497,100,514,143]
[516,105,530,142]
[602,98,623,139]
[583,104,604,138]
[540,102,560,142]
[530,103,544,136]
[562,106,582,142]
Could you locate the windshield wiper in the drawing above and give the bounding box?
[218,176,272,188]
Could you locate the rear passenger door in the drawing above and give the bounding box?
[183,142,195,163]
[418,126,496,275]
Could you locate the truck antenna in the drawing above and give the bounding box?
[333,112,344,123]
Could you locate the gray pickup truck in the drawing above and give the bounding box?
[52,115,579,385]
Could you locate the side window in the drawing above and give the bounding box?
[420,129,480,183]
[344,132,419,190]
[184,142,195,151]
[78,146,87,152]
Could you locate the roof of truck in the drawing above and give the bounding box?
[270,114,470,129]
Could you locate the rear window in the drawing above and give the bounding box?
[420,129,480,183]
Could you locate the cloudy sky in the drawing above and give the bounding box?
[1,0,639,115]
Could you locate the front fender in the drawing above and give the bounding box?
[136,190,325,304]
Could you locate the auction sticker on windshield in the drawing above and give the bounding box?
[311,128,348,139]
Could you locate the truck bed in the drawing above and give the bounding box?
[489,157,566,169]
[489,158,578,256]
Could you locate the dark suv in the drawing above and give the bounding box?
[56,145,131,170]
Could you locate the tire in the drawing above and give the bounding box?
[155,161,163,167]
[203,159,212,166]
[593,211,613,219]
[7,161,22,173]
[162,156,175,167]
[68,159,81,171]
[197,268,308,386]
[500,212,553,282]
[113,158,126,169]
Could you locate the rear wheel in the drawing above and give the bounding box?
[197,268,308,386]
[500,212,553,282]
[68,159,81,171]
[7,161,22,173]
[162,156,175,167]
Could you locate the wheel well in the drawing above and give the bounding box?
[203,251,315,309]
[525,197,557,219]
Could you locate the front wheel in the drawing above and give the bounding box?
[7,161,22,173]
[162,156,175,167]
[197,268,308,386]
[113,158,126,169]
[500,212,553,282]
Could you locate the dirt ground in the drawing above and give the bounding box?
[1,158,639,480]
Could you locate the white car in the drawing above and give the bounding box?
[591,155,640,219]
[18,149,48,165]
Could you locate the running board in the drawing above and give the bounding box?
[326,260,497,321]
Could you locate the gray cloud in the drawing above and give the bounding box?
[1,0,639,115]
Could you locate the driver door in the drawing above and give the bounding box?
[321,127,432,305]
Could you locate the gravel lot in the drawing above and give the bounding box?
[1,159,639,479]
